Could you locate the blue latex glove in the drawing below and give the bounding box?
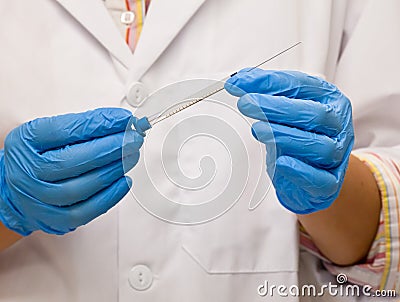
[0,108,144,235]
[225,69,354,214]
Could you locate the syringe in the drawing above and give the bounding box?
[132,41,302,134]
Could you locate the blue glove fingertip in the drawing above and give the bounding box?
[251,121,275,143]
[125,176,132,188]
[224,78,245,97]
[251,127,258,140]
[225,69,254,97]
[124,129,144,152]
[95,107,132,119]
[237,94,253,115]
[237,93,267,119]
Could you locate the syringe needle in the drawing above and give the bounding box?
[140,41,302,129]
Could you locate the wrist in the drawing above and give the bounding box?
[297,154,381,265]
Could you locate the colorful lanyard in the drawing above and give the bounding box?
[124,0,151,51]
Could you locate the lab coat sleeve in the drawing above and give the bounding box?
[336,0,400,291]
[300,0,400,292]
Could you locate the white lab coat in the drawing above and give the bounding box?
[0,0,399,301]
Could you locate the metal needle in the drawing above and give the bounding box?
[148,41,302,126]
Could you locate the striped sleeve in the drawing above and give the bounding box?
[299,146,400,291]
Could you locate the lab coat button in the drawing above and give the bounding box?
[121,11,135,25]
[126,82,148,107]
[129,265,153,291]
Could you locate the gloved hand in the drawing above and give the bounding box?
[225,69,354,214]
[0,108,144,235]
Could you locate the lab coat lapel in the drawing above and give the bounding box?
[127,0,207,82]
[55,0,132,69]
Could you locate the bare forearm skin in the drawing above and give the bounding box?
[298,154,381,266]
[0,221,22,252]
